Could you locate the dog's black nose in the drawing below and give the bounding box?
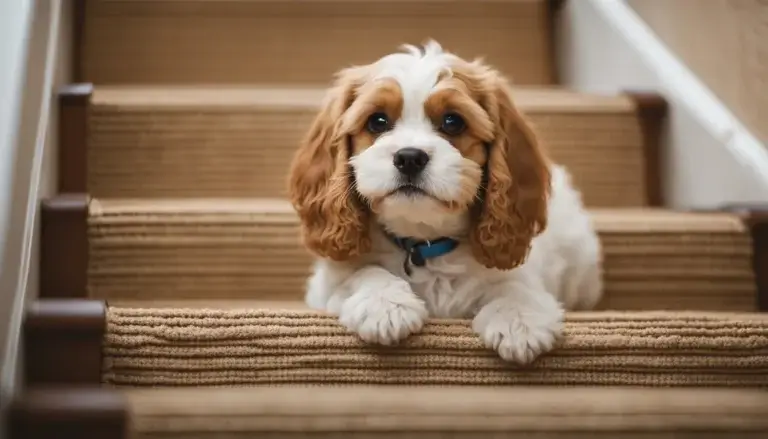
[393,147,430,177]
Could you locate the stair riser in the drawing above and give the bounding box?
[89,110,647,207]
[11,381,768,437]
[21,300,768,388]
[60,87,663,207]
[79,1,556,85]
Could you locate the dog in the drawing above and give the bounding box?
[287,41,602,364]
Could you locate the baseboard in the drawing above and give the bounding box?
[556,0,768,209]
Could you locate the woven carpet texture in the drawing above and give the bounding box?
[88,199,756,310]
[81,1,553,85]
[127,386,768,438]
[87,87,646,206]
[103,308,768,387]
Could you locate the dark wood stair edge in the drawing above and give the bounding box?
[58,83,92,193]
[716,205,768,311]
[71,0,87,82]
[623,91,669,207]
[24,299,106,386]
[547,0,565,85]
[40,193,89,298]
[746,213,768,311]
[7,386,129,439]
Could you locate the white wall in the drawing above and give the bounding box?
[0,5,32,267]
[0,0,34,411]
[557,0,768,208]
[0,1,66,435]
[628,0,768,146]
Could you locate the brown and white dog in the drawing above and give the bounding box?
[287,41,602,364]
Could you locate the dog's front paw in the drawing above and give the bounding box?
[472,295,564,364]
[339,279,428,346]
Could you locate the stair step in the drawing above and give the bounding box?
[80,0,555,85]
[78,86,657,207]
[103,306,768,387]
[41,197,756,309]
[126,386,768,436]
[12,386,768,438]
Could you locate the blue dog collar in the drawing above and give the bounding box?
[383,230,459,275]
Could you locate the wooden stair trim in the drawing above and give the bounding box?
[71,0,86,82]
[747,213,768,312]
[624,91,669,207]
[547,0,566,84]
[717,205,768,312]
[40,194,90,298]
[58,84,92,193]
[8,386,129,439]
[24,299,107,385]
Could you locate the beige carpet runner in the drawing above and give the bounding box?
[103,307,768,387]
[87,199,756,311]
[82,1,553,85]
[87,87,645,206]
[126,386,768,438]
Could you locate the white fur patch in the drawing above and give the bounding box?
[373,40,454,121]
[351,40,474,225]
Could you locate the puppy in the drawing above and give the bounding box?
[287,41,602,364]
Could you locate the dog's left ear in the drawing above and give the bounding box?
[287,67,372,260]
[469,73,552,270]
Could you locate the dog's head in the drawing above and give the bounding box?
[288,41,551,270]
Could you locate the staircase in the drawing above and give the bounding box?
[8,0,768,437]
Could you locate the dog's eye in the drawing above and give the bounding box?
[440,113,466,136]
[366,112,391,134]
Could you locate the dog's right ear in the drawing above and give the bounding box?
[468,67,552,271]
[287,67,372,260]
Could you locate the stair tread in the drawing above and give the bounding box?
[103,307,768,387]
[91,85,636,113]
[122,386,768,435]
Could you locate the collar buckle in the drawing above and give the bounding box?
[383,229,458,276]
[408,246,426,267]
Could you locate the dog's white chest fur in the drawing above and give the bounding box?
[378,250,485,319]
[411,275,483,319]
